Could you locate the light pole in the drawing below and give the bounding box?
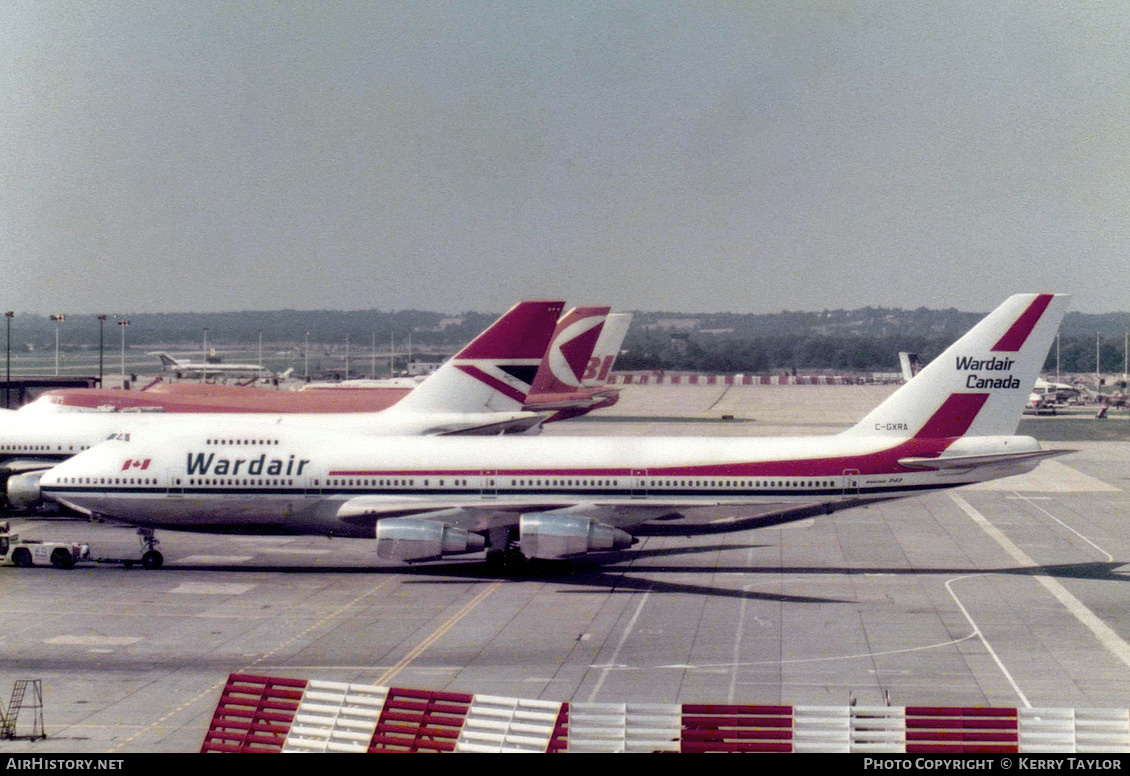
[97,315,106,387]
[4,311,13,408]
[50,314,65,375]
[118,319,131,383]
[304,331,309,381]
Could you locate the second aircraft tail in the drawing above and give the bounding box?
[389,300,564,415]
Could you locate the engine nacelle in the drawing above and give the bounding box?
[375,519,486,561]
[519,514,633,559]
[7,471,45,510]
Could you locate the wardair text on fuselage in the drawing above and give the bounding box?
[185,452,311,477]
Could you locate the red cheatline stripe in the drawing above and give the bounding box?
[992,294,1054,352]
[329,437,956,480]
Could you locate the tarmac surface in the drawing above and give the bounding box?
[2,383,1130,753]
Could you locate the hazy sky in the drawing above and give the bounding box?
[5,2,1130,315]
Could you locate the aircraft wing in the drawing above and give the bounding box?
[333,493,847,533]
[0,458,62,474]
[333,493,890,561]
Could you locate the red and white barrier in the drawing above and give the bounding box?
[200,674,1130,753]
[608,373,856,386]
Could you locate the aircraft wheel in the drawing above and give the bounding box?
[12,548,32,567]
[141,550,164,570]
[50,548,75,569]
[503,546,528,575]
[485,550,506,575]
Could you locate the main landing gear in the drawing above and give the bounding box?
[485,546,528,575]
[484,527,526,575]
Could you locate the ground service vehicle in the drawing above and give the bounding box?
[0,521,90,569]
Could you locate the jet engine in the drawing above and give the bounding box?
[518,513,633,559]
[375,518,486,561]
[6,471,45,510]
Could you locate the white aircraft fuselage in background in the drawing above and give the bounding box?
[0,301,565,501]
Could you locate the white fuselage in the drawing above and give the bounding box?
[39,425,1049,538]
[0,404,541,469]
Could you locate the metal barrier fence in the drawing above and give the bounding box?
[609,373,857,385]
[200,673,1130,753]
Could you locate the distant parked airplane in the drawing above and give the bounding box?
[153,352,271,378]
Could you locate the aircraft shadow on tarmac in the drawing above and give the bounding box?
[118,542,1130,606]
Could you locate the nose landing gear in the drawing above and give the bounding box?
[138,528,163,570]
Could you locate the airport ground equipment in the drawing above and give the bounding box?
[0,679,45,740]
[0,520,89,568]
[0,520,160,569]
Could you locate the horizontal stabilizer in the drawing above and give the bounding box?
[432,413,545,436]
[898,447,1073,471]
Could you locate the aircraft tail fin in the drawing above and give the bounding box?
[155,353,182,368]
[390,300,565,414]
[898,352,922,382]
[844,294,1069,439]
[582,312,632,387]
[529,306,611,395]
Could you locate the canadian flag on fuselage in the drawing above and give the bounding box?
[388,300,565,415]
[846,293,1069,440]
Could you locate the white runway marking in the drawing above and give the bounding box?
[169,582,257,595]
[257,547,332,555]
[945,574,1030,708]
[657,634,979,671]
[966,459,1119,492]
[45,636,142,646]
[175,555,254,564]
[950,492,1130,669]
[1010,492,1114,563]
[585,589,651,703]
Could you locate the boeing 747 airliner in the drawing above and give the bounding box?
[37,294,1069,570]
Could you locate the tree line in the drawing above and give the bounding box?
[5,307,1129,375]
